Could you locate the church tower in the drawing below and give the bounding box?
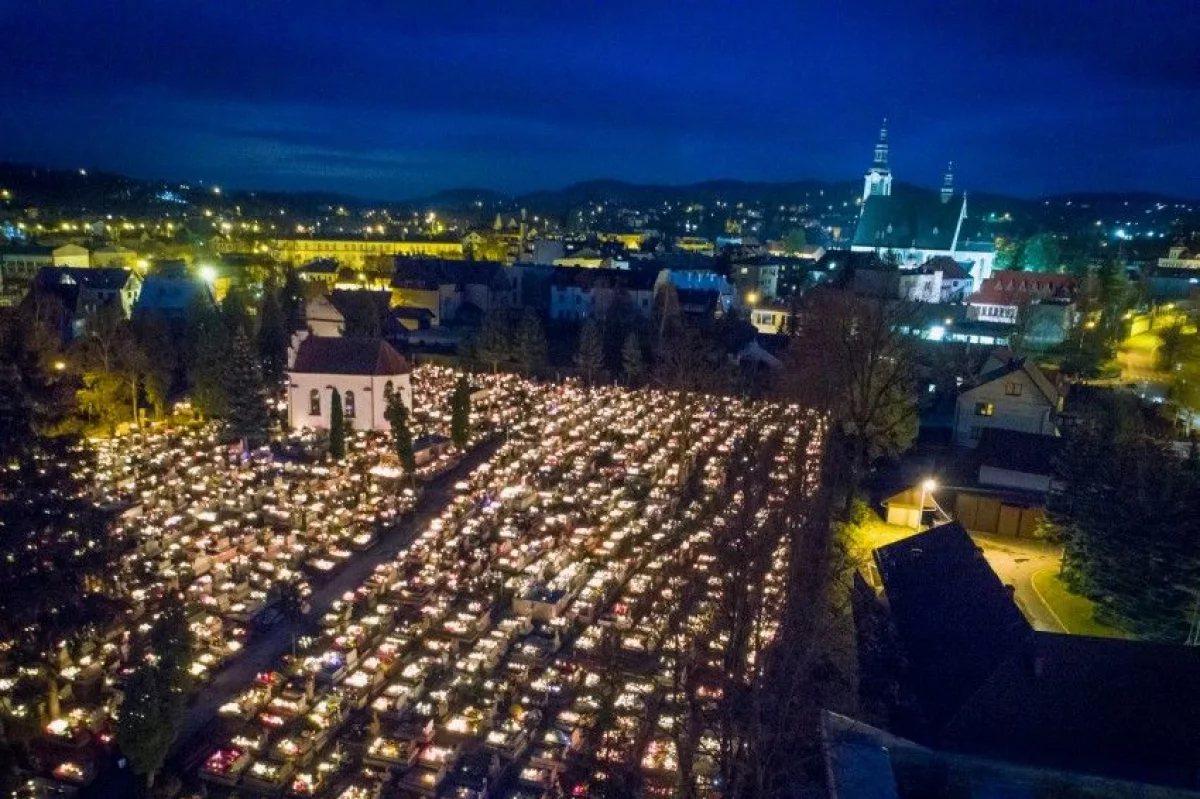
[862,119,893,203]
[941,161,955,204]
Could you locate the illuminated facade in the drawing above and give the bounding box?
[269,238,463,270]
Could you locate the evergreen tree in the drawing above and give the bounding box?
[384,387,416,476]
[340,291,382,338]
[220,285,253,338]
[1020,232,1062,273]
[451,375,471,449]
[575,318,605,385]
[474,308,512,372]
[621,332,645,385]
[224,331,271,447]
[328,388,346,460]
[117,594,193,792]
[513,308,548,373]
[184,296,231,418]
[256,280,289,385]
[132,312,175,420]
[280,265,306,333]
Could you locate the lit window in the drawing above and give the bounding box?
[1004,381,1023,397]
[345,391,356,419]
[309,389,321,416]
[975,402,994,417]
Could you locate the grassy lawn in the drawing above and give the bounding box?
[845,517,920,565]
[1031,568,1127,639]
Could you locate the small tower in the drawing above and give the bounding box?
[941,161,955,204]
[862,119,893,203]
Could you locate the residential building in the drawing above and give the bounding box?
[749,303,792,335]
[1,243,90,283]
[286,334,413,433]
[967,270,1078,345]
[32,265,142,321]
[548,267,658,321]
[852,124,995,291]
[1158,244,1200,271]
[91,244,140,269]
[390,258,515,326]
[660,269,735,316]
[134,273,213,319]
[954,355,1061,447]
[270,236,463,271]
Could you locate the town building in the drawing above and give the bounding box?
[269,237,464,271]
[749,303,792,335]
[967,270,1077,345]
[286,334,413,433]
[1,243,90,283]
[390,258,515,326]
[851,123,995,291]
[1158,244,1200,271]
[31,266,142,325]
[548,266,658,321]
[134,273,213,319]
[954,354,1061,447]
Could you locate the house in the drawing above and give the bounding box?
[91,244,140,269]
[31,266,142,329]
[269,236,463,271]
[660,269,735,316]
[966,270,1078,345]
[871,522,1200,788]
[975,427,1062,493]
[1,243,90,283]
[286,334,413,433]
[390,258,515,326]
[548,266,658,321]
[304,294,345,337]
[925,256,973,302]
[954,356,1060,447]
[749,303,792,335]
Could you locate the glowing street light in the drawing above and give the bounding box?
[198,264,218,283]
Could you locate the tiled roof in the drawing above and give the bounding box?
[970,270,1077,306]
[290,336,411,376]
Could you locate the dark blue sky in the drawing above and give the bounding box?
[1,0,1197,200]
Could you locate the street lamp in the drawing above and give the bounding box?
[917,478,937,530]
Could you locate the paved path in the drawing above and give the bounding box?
[169,441,501,763]
[971,532,1065,633]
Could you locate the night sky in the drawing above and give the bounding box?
[1,0,1197,200]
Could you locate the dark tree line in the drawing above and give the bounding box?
[1047,391,1200,641]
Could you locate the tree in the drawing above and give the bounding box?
[280,265,306,334]
[73,304,146,434]
[184,296,231,418]
[653,282,684,350]
[779,290,918,511]
[340,291,383,338]
[384,386,416,476]
[782,227,808,254]
[132,313,175,420]
[328,388,346,460]
[117,594,192,792]
[450,375,471,449]
[513,308,548,373]
[1047,399,1200,640]
[1020,232,1062,273]
[220,285,253,338]
[256,280,290,385]
[224,331,271,447]
[621,332,645,386]
[575,318,605,385]
[474,308,512,372]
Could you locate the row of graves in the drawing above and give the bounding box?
[3,366,525,798]
[186,380,817,799]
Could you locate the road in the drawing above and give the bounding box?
[972,532,1065,633]
[168,440,501,764]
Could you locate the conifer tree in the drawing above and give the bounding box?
[451,375,471,449]
[329,388,346,460]
[575,318,604,385]
[621,332,645,386]
[224,330,271,447]
[384,386,416,476]
[514,308,548,373]
[256,280,289,385]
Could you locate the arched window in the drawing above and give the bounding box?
[384,380,394,399]
[309,388,321,416]
[345,390,356,419]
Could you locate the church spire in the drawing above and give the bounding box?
[862,118,893,204]
[941,160,955,204]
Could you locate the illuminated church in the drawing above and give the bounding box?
[851,121,995,292]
